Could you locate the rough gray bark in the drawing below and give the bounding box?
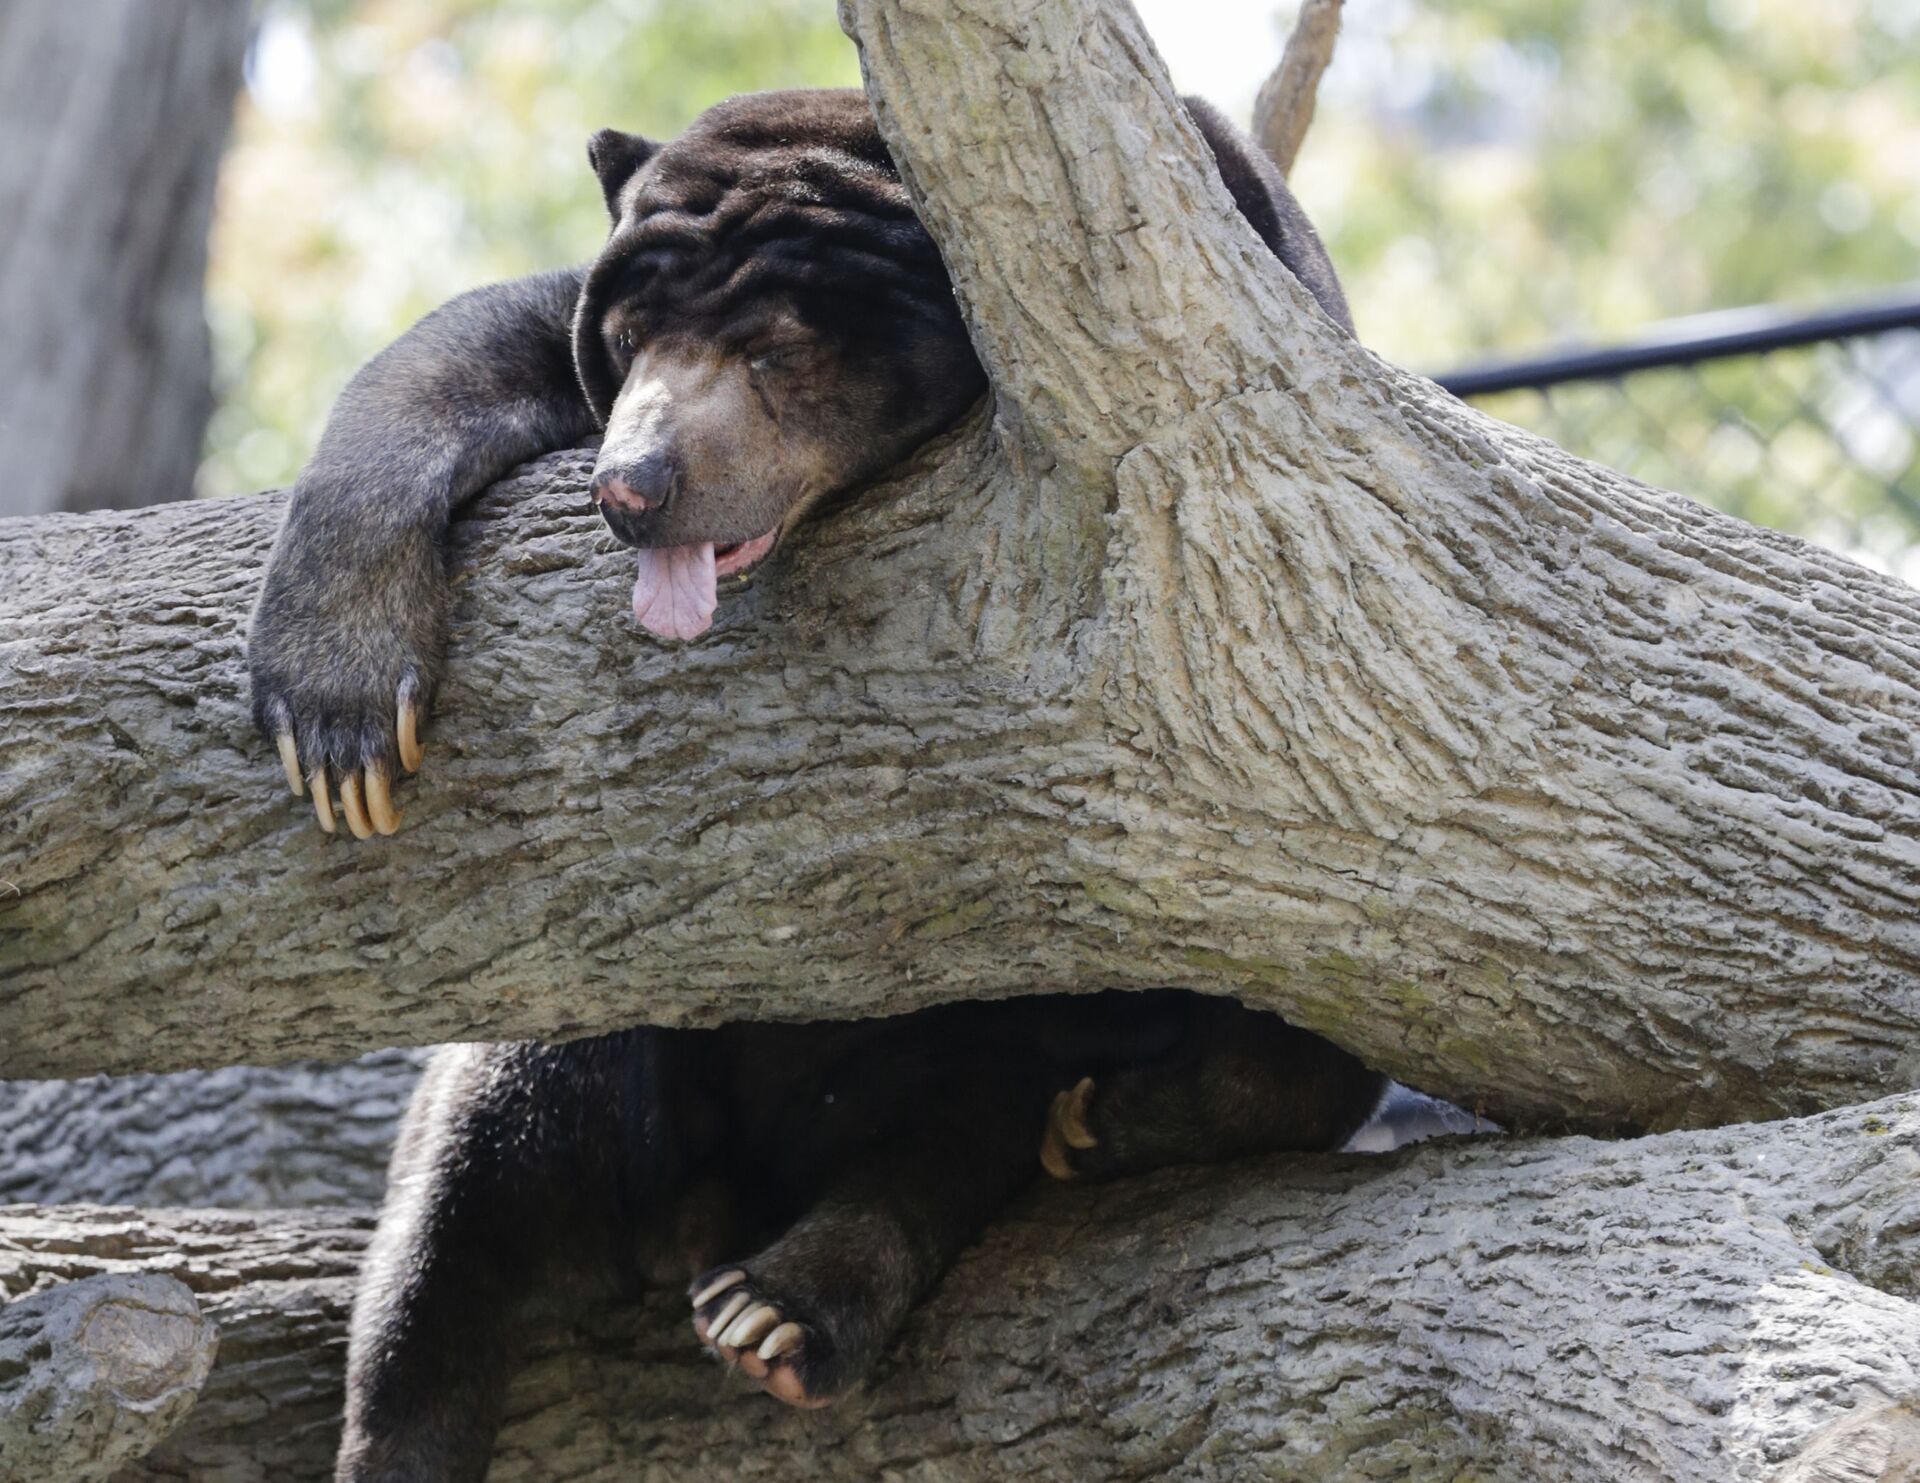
[4,1,1920,1135]
[0,1273,215,1483]
[1,1207,365,1483]
[0,1051,425,1209]
[1252,0,1345,177]
[3,1094,1916,1483]
[0,0,249,518]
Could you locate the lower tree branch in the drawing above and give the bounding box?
[0,1273,214,1483]
[0,1051,425,1209]
[5,1096,1915,1481]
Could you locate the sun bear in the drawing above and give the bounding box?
[244,90,1371,1482]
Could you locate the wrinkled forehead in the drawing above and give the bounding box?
[601,111,948,340]
[635,88,902,210]
[573,91,973,421]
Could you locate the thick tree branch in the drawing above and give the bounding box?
[5,0,1920,1134]
[0,1273,214,1483]
[4,1095,1917,1481]
[1251,0,1344,178]
[847,0,1920,1122]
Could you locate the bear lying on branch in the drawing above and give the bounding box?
[246,90,1377,1481]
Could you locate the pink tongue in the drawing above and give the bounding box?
[631,543,717,640]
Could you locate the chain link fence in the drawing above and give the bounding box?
[1436,287,1920,580]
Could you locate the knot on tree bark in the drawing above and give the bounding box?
[0,1272,215,1483]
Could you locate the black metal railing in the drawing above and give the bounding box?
[1434,285,1920,567]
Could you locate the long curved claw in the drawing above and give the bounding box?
[722,1305,781,1352]
[310,769,336,834]
[705,1291,752,1344]
[397,687,424,773]
[1040,1120,1075,1181]
[338,772,374,840]
[275,730,304,797]
[1040,1077,1099,1181]
[364,766,402,836]
[691,1270,746,1310]
[1058,1076,1099,1148]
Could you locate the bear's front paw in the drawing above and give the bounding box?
[689,1267,836,1409]
[248,524,446,840]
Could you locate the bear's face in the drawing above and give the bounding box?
[573,91,987,640]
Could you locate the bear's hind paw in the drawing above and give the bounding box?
[689,1268,834,1409]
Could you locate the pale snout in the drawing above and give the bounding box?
[589,349,787,550]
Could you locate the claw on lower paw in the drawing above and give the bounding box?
[706,1291,752,1342]
[723,1304,781,1351]
[758,1322,805,1362]
[310,770,336,834]
[364,766,401,836]
[276,730,304,797]
[338,772,374,840]
[691,1270,746,1310]
[397,690,424,773]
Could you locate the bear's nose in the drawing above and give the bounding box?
[591,451,679,515]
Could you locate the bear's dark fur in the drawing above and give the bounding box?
[339,994,1382,1479]
[243,89,1373,1482]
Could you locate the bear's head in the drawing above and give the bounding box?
[572,90,987,640]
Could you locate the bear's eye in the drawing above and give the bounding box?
[745,348,803,422]
[605,325,636,371]
[748,346,805,377]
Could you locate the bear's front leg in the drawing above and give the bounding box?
[250,266,595,838]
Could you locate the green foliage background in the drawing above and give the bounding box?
[1287,0,1920,567]
[201,0,1920,565]
[202,0,861,499]
[1299,0,1920,363]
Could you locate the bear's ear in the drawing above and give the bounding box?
[587,128,658,220]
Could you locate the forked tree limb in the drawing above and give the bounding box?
[4,1094,1917,1482]
[4,0,1920,1133]
[1252,0,1345,178]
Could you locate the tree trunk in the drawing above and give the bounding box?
[3,1094,1915,1483]
[0,1051,424,1210]
[0,1273,214,1483]
[0,0,249,517]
